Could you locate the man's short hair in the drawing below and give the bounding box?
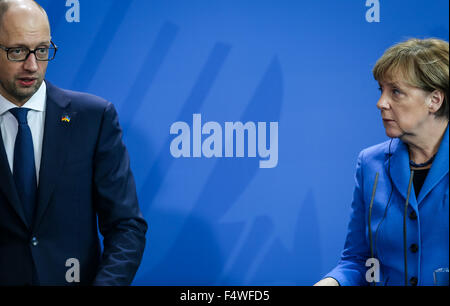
[0,0,12,27]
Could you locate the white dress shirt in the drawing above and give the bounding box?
[0,82,46,185]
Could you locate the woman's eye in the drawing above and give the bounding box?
[392,88,401,95]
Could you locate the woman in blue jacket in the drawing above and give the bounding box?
[316,38,449,286]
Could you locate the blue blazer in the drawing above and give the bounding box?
[325,126,449,286]
[0,81,148,286]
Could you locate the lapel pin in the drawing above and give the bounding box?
[61,114,71,123]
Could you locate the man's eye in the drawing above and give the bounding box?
[11,48,25,54]
[37,48,48,54]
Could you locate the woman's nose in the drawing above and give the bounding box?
[376,95,390,110]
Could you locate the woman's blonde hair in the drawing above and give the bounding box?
[373,38,449,119]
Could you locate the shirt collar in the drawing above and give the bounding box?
[0,81,47,116]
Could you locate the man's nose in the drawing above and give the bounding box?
[22,53,39,72]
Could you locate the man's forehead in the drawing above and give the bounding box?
[3,4,48,25]
[2,0,46,14]
[0,5,50,43]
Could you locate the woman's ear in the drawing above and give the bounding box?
[428,90,445,114]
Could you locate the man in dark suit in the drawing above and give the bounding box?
[0,0,148,285]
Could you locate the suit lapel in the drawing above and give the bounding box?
[389,138,418,209]
[417,126,449,204]
[387,126,449,208]
[34,81,73,231]
[0,131,29,228]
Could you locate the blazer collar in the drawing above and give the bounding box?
[44,80,71,109]
[387,125,449,207]
[417,125,449,204]
[33,80,74,231]
[388,138,417,208]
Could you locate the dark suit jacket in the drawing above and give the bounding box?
[0,81,148,286]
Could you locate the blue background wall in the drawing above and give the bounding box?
[38,0,449,285]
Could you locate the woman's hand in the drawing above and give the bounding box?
[314,277,340,286]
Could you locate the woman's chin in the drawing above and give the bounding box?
[384,127,402,139]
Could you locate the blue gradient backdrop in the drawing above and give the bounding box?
[38,0,449,285]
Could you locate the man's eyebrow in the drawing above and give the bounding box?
[37,41,51,46]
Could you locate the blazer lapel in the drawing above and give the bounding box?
[34,81,73,231]
[0,131,29,228]
[417,125,449,204]
[389,138,418,209]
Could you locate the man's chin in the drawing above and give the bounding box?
[13,84,41,102]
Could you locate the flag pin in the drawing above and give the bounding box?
[61,115,71,123]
